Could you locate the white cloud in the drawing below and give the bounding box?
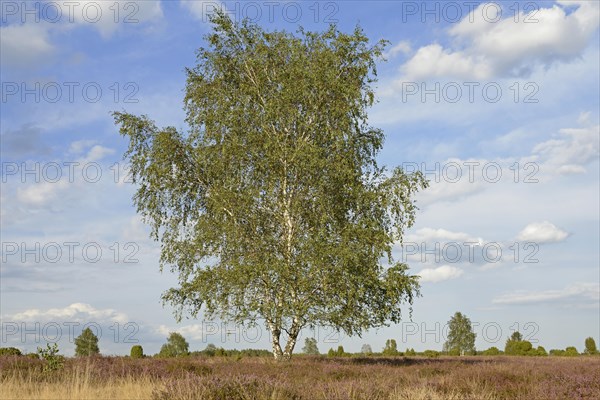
[384,41,412,59]
[516,221,569,243]
[156,324,208,341]
[493,283,599,305]
[181,0,223,21]
[406,227,483,244]
[418,265,464,283]
[9,302,129,324]
[81,145,116,163]
[68,140,97,155]
[1,1,163,69]
[0,23,55,67]
[398,1,599,81]
[533,125,600,175]
[56,0,163,38]
[16,179,69,207]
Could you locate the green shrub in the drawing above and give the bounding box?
[565,346,579,356]
[0,347,22,356]
[130,345,144,358]
[447,348,461,356]
[505,339,534,355]
[37,343,64,372]
[423,350,440,358]
[327,346,346,357]
[482,347,501,356]
[405,348,416,356]
[584,337,598,355]
[535,346,548,356]
[382,339,400,356]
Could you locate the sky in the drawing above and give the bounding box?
[1,0,599,356]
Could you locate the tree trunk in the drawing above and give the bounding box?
[268,323,284,360]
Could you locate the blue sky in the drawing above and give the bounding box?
[1,0,599,356]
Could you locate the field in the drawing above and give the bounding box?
[1,355,599,399]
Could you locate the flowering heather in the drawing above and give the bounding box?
[1,354,598,399]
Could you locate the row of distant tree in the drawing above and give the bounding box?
[324,312,597,358]
[1,316,597,358]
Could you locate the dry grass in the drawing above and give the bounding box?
[1,355,598,399]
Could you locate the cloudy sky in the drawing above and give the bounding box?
[1,0,598,356]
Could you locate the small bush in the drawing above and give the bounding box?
[483,347,501,356]
[565,346,579,356]
[130,345,144,358]
[423,350,440,358]
[405,348,416,356]
[447,348,461,356]
[37,343,64,372]
[0,347,22,356]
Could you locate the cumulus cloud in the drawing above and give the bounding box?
[156,324,208,341]
[418,265,464,283]
[1,1,163,69]
[0,23,55,68]
[532,125,600,175]
[9,302,129,324]
[56,0,163,38]
[181,0,224,21]
[493,283,599,305]
[406,227,483,245]
[398,1,599,81]
[16,179,69,207]
[384,41,412,59]
[516,221,569,243]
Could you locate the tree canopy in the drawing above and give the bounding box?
[113,12,426,360]
[158,332,189,357]
[444,312,476,355]
[74,328,100,357]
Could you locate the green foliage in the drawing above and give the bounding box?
[382,339,400,356]
[423,350,440,358]
[548,347,578,357]
[301,338,319,355]
[327,346,346,357]
[191,346,271,358]
[74,327,100,357]
[565,346,579,356]
[535,346,548,356]
[505,339,532,355]
[447,348,461,356]
[510,331,523,342]
[504,331,546,356]
[405,348,416,356]
[158,332,189,358]
[37,343,64,372]
[0,347,22,356]
[584,337,598,355]
[113,10,426,361]
[482,347,501,356]
[130,345,144,358]
[444,312,476,355]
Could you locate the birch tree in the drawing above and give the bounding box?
[113,11,427,361]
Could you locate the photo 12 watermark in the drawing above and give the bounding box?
[1,1,142,24]
[1,81,139,104]
[400,81,540,104]
[1,241,140,264]
[401,161,539,184]
[1,321,140,344]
